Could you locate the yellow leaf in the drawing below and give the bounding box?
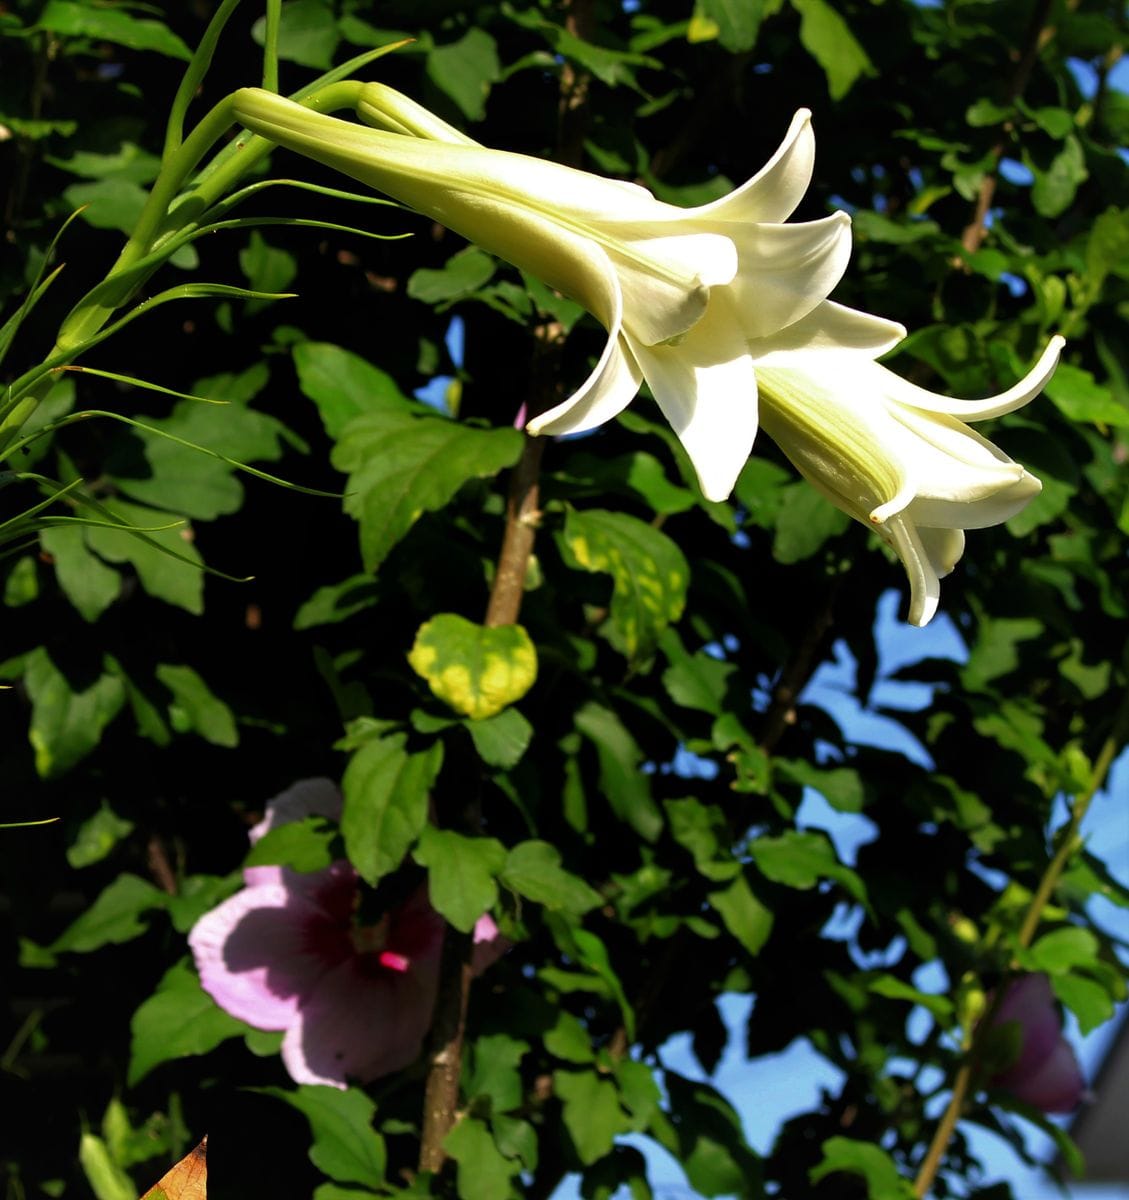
[141,1137,208,1200]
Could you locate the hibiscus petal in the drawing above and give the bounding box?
[189,883,350,1029]
[248,777,343,845]
[281,957,439,1088]
[628,299,758,502]
[993,975,1063,1070]
[471,913,509,974]
[692,109,815,225]
[1007,1037,1086,1114]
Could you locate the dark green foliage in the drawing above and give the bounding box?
[1,1,1127,1199]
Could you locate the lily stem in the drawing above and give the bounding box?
[912,688,1129,1198]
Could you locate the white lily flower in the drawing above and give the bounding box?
[755,336,1064,625]
[232,86,857,501]
[233,86,1061,624]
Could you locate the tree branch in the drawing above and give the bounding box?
[959,0,1057,256]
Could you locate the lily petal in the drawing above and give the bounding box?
[527,330,642,436]
[629,298,758,502]
[721,213,853,338]
[692,109,815,225]
[756,341,1058,625]
[749,300,906,361]
[881,336,1065,421]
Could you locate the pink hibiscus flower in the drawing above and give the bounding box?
[189,778,504,1089]
[987,973,1086,1114]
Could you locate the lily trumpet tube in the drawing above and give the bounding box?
[756,336,1063,626]
[232,85,863,502]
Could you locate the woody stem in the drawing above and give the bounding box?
[416,433,545,1173]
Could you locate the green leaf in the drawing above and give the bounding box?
[660,629,735,716]
[262,1086,386,1189]
[560,508,688,661]
[700,0,767,51]
[615,1058,662,1132]
[810,1137,915,1199]
[50,873,166,956]
[333,412,523,570]
[62,178,148,233]
[78,1133,135,1200]
[1031,135,1084,219]
[465,707,534,768]
[544,1010,595,1064]
[772,483,849,563]
[571,927,636,1038]
[501,840,603,915]
[660,1073,763,1196]
[24,647,125,778]
[67,801,134,869]
[1044,363,1129,428]
[294,342,416,439]
[413,826,505,932]
[867,975,953,1021]
[574,702,663,842]
[1024,927,1099,975]
[85,499,204,614]
[553,1070,627,1166]
[444,1117,517,1200]
[492,1115,538,1171]
[1052,972,1115,1035]
[128,959,247,1085]
[37,1,191,59]
[790,0,873,99]
[103,379,295,521]
[342,734,442,885]
[409,614,537,721]
[707,873,773,957]
[1030,135,1088,218]
[239,232,298,313]
[464,1033,529,1113]
[426,29,500,121]
[156,663,238,747]
[294,576,380,630]
[165,873,240,933]
[40,525,121,621]
[251,0,339,69]
[244,816,338,873]
[407,246,496,305]
[775,760,865,813]
[751,831,866,903]
[665,797,738,882]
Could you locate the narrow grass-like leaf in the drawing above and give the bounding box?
[162,0,242,159]
[10,407,340,500]
[206,177,397,221]
[0,206,87,368]
[50,366,229,405]
[187,215,408,244]
[18,472,252,582]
